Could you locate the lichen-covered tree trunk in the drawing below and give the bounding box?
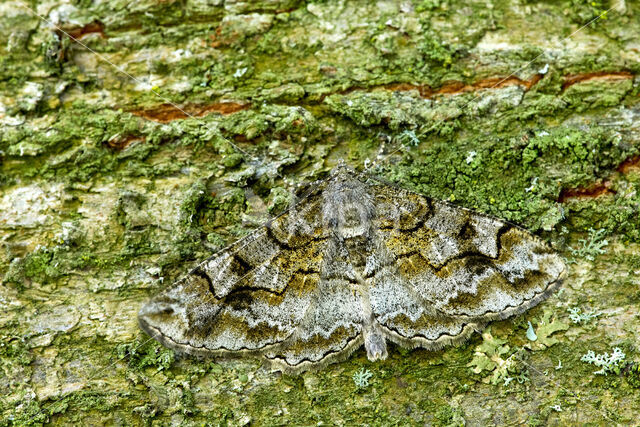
[1,0,640,425]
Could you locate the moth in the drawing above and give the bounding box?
[139,162,565,373]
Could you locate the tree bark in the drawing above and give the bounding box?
[1,0,640,424]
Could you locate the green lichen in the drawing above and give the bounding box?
[5,390,117,426]
[0,336,33,367]
[569,228,609,261]
[567,307,601,325]
[525,309,570,351]
[382,123,634,232]
[352,368,373,388]
[434,404,466,427]
[467,328,528,386]
[178,181,212,228]
[562,79,633,112]
[116,338,175,373]
[624,363,640,388]
[4,399,49,427]
[581,347,626,376]
[4,247,62,286]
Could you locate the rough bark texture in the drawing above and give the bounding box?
[1,0,640,425]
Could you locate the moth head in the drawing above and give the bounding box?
[341,203,371,237]
[330,159,353,177]
[324,195,375,238]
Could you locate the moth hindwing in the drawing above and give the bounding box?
[139,163,565,373]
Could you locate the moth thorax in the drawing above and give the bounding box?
[323,176,375,238]
[336,202,374,238]
[344,237,367,267]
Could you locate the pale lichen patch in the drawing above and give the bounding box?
[0,183,64,229]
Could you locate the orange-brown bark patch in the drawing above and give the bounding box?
[131,102,250,123]
[439,74,542,95]
[558,181,615,203]
[617,155,640,174]
[63,21,105,40]
[382,74,543,99]
[562,71,633,91]
[104,135,145,151]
